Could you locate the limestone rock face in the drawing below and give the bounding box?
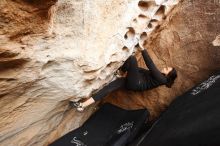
[0,0,179,145]
[0,0,220,146]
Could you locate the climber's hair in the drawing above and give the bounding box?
[165,68,177,88]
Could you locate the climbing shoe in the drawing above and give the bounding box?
[69,101,84,112]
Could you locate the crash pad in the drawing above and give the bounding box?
[50,103,149,146]
[134,71,220,146]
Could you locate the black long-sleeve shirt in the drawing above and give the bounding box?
[137,50,167,90]
[92,49,168,100]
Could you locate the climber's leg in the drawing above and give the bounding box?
[70,56,142,111]
[92,78,126,101]
[81,55,142,108]
[70,97,96,112]
[70,78,125,111]
[81,97,95,108]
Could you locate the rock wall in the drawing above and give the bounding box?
[105,0,220,119]
[0,0,220,146]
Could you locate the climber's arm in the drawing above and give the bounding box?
[141,49,167,83]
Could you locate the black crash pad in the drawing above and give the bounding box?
[50,103,149,146]
[134,71,220,146]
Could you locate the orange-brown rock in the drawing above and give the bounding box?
[0,0,220,146]
[105,0,220,120]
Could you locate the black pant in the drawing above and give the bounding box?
[93,56,144,101]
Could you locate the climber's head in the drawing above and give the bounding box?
[162,67,177,88]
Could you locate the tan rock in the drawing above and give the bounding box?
[0,0,179,145]
[1,0,220,146]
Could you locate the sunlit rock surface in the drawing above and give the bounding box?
[0,0,220,146]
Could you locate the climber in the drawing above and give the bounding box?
[70,35,177,112]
